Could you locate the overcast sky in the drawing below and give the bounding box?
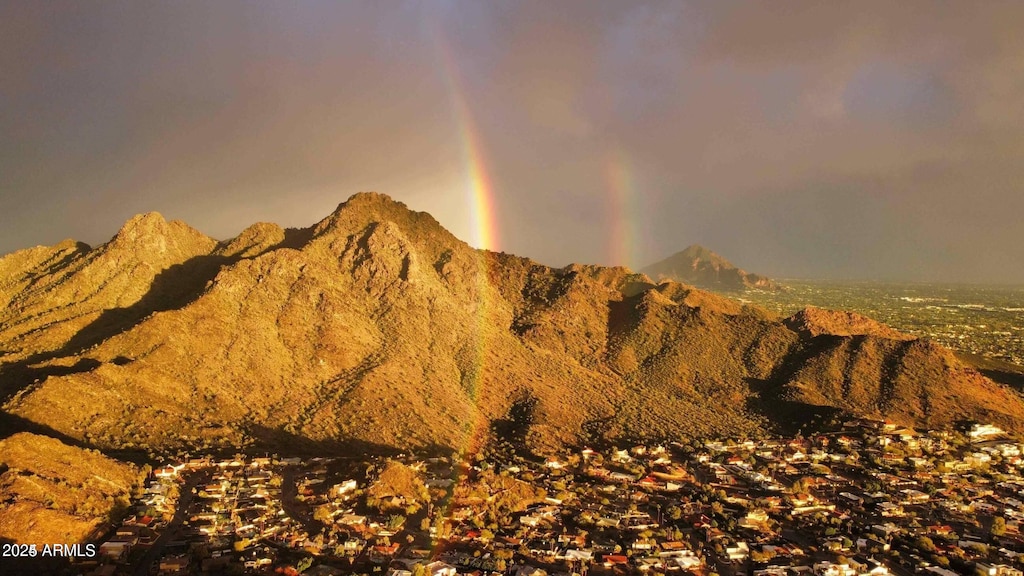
[3,1,1023,282]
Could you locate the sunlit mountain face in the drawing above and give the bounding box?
[3,193,1022,458]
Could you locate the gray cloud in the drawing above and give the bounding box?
[2,1,1022,282]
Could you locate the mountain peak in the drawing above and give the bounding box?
[680,244,717,259]
[324,192,413,222]
[641,244,781,292]
[343,190,404,206]
[216,222,286,258]
[317,192,414,232]
[312,192,463,261]
[115,211,166,238]
[106,211,215,260]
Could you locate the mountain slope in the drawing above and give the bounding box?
[641,244,781,291]
[0,214,218,364]
[2,193,1022,458]
[0,432,141,544]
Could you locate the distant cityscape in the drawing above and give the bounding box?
[741,282,1024,365]
[69,419,1024,576]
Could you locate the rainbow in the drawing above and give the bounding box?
[431,29,500,253]
[420,22,506,550]
[430,23,499,446]
[431,27,503,442]
[605,148,641,269]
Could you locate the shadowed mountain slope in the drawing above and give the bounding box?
[2,193,1022,458]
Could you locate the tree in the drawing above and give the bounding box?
[667,505,682,521]
[387,515,406,530]
[915,536,936,553]
[991,516,1007,537]
[314,505,334,525]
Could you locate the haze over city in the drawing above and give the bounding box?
[3,1,1023,282]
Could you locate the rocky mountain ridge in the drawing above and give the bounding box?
[1,193,1022,460]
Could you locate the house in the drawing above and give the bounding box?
[609,472,636,483]
[970,424,1005,442]
[813,561,856,576]
[425,561,457,576]
[924,568,959,576]
[331,479,359,498]
[602,554,629,567]
[372,542,401,558]
[565,549,594,562]
[851,557,890,576]
[726,542,749,561]
[343,538,364,554]
[637,555,665,571]
[753,567,789,576]
[839,492,864,507]
[740,509,770,530]
[98,540,132,561]
[630,540,654,551]
[339,514,367,527]
[976,564,1024,576]
[516,566,548,576]
[159,555,190,573]
[155,463,185,478]
[665,550,702,571]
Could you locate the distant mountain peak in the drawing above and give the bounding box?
[641,244,781,291]
[679,243,718,259]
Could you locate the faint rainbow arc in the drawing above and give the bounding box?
[605,149,638,269]
[430,26,501,455]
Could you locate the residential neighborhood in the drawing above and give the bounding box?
[77,421,1024,576]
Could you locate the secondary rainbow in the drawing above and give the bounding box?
[605,148,639,269]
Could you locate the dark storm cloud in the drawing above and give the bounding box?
[2,1,1022,282]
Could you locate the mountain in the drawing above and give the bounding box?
[1,193,1022,461]
[641,244,782,291]
[0,432,141,545]
[3,192,1024,544]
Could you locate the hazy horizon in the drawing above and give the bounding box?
[3,1,1024,283]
